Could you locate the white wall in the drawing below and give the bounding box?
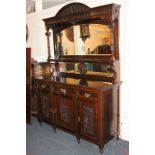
[26,12,47,61]
[26,0,129,141]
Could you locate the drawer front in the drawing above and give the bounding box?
[39,82,51,93]
[78,88,99,100]
[54,84,76,96]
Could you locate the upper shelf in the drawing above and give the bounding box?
[48,54,115,63]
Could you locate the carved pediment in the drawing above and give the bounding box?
[56,3,90,17]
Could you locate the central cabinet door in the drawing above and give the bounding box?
[54,84,76,132]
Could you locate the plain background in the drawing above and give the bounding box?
[0,0,155,155]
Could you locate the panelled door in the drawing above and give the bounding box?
[37,81,53,122]
[54,84,76,132]
[77,89,100,142]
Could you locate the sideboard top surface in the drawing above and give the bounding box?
[34,76,122,91]
[34,76,112,88]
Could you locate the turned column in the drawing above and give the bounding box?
[113,17,119,59]
[45,30,51,59]
[58,32,63,55]
[109,21,115,59]
[109,18,120,60]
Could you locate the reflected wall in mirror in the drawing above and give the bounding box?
[56,24,110,55]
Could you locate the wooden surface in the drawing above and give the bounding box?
[37,2,122,153]
[43,3,120,84]
[34,78,121,153]
[26,48,31,124]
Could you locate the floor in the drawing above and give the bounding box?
[26,117,129,155]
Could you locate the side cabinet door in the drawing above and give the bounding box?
[37,82,53,122]
[78,98,99,142]
[54,94,75,131]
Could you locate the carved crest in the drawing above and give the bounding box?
[56,3,90,17]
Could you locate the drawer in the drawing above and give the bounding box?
[54,84,76,96]
[36,80,51,93]
[78,88,99,99]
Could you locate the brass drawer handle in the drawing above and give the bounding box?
[41,85,46,88]
[60,88,67,95]
[84,93,91,97]
[79,90,97,98]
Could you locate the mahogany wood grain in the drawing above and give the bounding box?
[26,48,31,124]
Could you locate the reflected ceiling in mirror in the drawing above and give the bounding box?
[56,24,111,55]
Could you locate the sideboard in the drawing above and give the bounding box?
[33,2,122,153]
[34,77,121,153]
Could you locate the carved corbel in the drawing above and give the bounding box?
[107,63,117,83]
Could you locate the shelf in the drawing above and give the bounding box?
[60,72,115,83]
[49,55,115,63]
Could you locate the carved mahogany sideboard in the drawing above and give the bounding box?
[34,3,122,153]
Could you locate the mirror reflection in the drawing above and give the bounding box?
[57,24,111,55]
[59,62,114,77]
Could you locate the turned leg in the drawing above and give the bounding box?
[39,121,42,126]
[116,134,120,140]
[76,136,80,144]
[38,118,42,126]
[116,87,120,141]
[53,127,56,133]
[99,145,104,154]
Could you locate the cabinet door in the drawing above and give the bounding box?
[37,82,53,122]
[55,94,75,132]
[78,98,99,142]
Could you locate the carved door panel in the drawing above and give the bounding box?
[78,98,99,142]
[37,82,53,122]
[55,94,75,132]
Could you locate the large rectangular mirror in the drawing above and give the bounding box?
[57,24,111,55]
